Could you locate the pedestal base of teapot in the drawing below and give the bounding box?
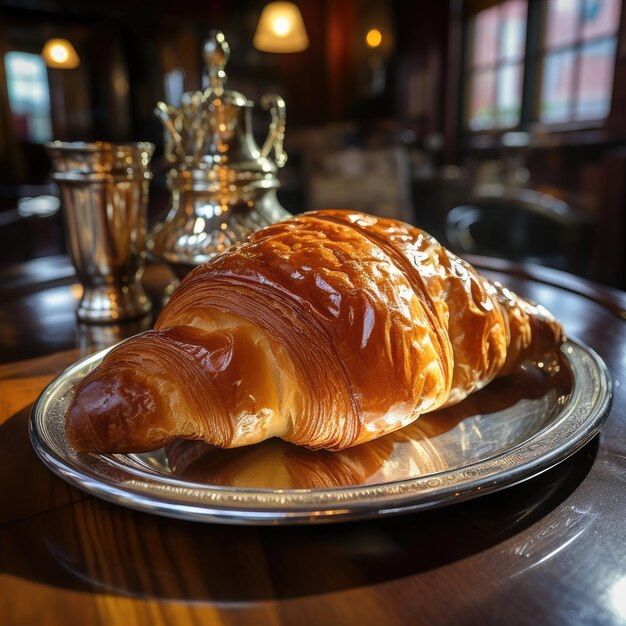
[76,282,152,324]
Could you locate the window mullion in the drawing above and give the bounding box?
[521,0,543,127]
[570,0,586,120]
[495,4,503,127]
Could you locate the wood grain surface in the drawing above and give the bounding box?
[1,262,625,626]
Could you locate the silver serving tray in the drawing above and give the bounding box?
[29,338,611,525]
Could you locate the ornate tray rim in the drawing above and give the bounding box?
[29,337,612,525]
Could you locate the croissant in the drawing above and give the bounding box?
[66,210,563,453]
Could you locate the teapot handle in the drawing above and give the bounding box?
[260,94,287,168]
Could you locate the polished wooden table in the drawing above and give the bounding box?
[1,255,625,625]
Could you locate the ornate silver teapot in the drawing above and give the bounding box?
[149,31,290,277]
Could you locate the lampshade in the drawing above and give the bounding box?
[42,38,80,69]
[254,2,309,53]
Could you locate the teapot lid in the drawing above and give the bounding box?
[201,31,247,107]
[155,30,287,178]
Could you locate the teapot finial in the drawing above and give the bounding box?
[203,30,230,93]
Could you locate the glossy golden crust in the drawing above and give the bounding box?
[65,210,563,453]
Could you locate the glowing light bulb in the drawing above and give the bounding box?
[42,38,80,69]
[366,28,382,48]
[50,44,69,63]
[273,16,291,36]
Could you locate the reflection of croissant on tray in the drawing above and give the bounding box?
[165,352,570,489]
[165,414,462,489]
[65,210,564,454]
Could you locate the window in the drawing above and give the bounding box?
[465,0,622,133]
[4,51,53,143]
[466,0,528,130]
[539,0,621,123]
[164,67,185,107]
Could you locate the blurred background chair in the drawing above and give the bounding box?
[445,188,596,277]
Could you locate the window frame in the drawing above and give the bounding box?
[535,0,621,128]
[3,49,53,144]
[462,0,624,139]
[464,0,529,132]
